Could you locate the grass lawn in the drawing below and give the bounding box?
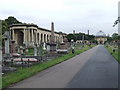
[2,45,95,89]
[105,45,120,63]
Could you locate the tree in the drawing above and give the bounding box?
[5,16,22,26]
[112,33,119,40]
[2,20,9,34]
[66,34,77,42]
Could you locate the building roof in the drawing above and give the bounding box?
[96,30,106,37]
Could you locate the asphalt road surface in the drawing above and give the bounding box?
[9,45,118,88]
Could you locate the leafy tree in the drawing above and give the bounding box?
[2,20,9,34]
[66,32,95,42]
[5,16,22,26]
[1,16,22,46]
[112,33,119,40]
[66,34,77,42]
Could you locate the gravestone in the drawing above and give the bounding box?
[46,43,50,52]
[43,42,46,50]
[57,38,69,54]
[20,46,24,55]
[34,44,37,56]
[2,31,16,73]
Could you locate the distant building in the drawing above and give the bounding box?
[76,40,90,44]
[9,23,67,47]
[95,30,107,44]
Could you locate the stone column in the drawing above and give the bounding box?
[32,29,34,42]
[36,30,37,44]
[12,29,15,40]
[39,33,41,44]
[28,29,31,42]
[42,34,44,43]
[24,29,26,43]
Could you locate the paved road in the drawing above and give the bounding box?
[9,45,118,88]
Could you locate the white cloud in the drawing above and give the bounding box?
[0,0,119,35]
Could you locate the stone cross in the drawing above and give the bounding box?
[4,31,10,55]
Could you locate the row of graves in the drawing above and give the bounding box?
[2,22,71,74]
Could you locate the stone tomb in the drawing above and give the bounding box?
[57,38,69,54]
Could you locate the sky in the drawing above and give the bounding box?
[0,0,119,36]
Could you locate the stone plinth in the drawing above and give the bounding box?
[10,40,16,53]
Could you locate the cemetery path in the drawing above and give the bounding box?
[66,45,118,88]
[9,45,118,88]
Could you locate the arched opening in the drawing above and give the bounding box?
[37,33,39,44]
[47,35,49,43]
[16,30,24,45]
[99,40,103,44]
[44,34,46,43]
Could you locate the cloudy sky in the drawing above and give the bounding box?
[0,0,119,36]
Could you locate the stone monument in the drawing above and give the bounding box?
[3,31,11,58]
[34,43,37,56]
[57,38,69,54]
[49,22,57,55]
[10,40,16,53]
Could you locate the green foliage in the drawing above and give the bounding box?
[66,34,77,42]
[66,33,95,42]
[112,33,119,40]
[106,45,119,63]
[2,20,9,35]
[90,39,98,44]
[1,16,22,46]
[112,33,118,37]
[5,16,22,26]
[27,48,34,56]
[2,16,22,35]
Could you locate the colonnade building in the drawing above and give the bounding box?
[9,23,66,47]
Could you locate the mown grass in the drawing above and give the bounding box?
[26,48,34,56]
[2,45,95,88]
[105,45,120,63]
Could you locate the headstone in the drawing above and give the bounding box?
[43,42,46,50]
[34,44,37,56]
[46,43,50,51]
[38,44,41,56]
[57,38,69,54]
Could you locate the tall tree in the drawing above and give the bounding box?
[5,16,22,26]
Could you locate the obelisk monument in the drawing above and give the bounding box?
[50,22,56,55]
